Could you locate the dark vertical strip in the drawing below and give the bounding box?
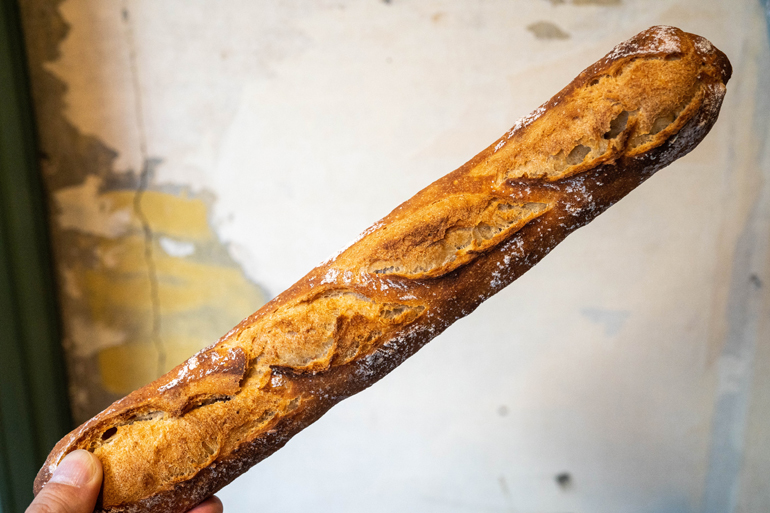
[0,0,72,511]
[0,223,39,512]
[764,0,770,37]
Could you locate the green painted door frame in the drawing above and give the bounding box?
[0,0,73,512]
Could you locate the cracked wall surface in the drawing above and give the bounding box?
[18,0,265,421]
[16,1,770,512]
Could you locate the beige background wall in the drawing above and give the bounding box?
[19,1,770,512]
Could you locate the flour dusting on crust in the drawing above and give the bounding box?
[505,105,547,141]
[605,25,682,61]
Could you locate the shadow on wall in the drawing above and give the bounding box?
[765,0,770,37]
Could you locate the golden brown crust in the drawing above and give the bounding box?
[34,26,731,513]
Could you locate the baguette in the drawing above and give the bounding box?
[34,26,731,512]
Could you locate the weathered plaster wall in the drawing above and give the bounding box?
[18,0,265,419]
[18,1,770,512]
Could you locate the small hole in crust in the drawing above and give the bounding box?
[201,440,218,457]
[287,397,300,411]
[102,427,117,441]
[650,114,675,135]
[381,305,410,320]
[566,145,591,165]
[588,75,608,87]
[604,110,629,139]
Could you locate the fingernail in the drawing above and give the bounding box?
[49,450,96,488]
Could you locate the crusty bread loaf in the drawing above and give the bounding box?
[34,26,731,513]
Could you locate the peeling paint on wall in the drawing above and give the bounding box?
[54,175,132,237]
[580,308,630,336]
[55,165,265,415]
[53,165,265,415]
[18,0,265,422]
[527,21,571,40]
[54,173,264,396]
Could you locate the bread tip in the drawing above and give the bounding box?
[611,26,731,86]
[689,32,733,84]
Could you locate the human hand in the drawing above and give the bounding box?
[27,450,223,513]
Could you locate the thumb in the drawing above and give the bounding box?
[28,450,103,513]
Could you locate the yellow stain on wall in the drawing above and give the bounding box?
[109,190,213,241]
[98,336,227,394]
[82,243,261,317]
[60,181,265,395]
[98,343,157,394]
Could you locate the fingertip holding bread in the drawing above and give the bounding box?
[35,26,731,513]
